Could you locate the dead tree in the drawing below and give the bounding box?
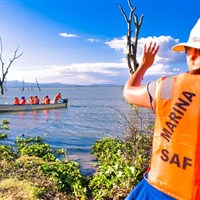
[120,0,144,74]
[4,79,7,92]
[21,79,25,91]
[0,38,23,94]
[35,77,41,91]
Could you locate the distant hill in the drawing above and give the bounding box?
[5,80,77,88]
[5,80,122,88]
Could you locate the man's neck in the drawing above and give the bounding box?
[188,68,200,74]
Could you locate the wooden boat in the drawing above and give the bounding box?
[0,99,68,113]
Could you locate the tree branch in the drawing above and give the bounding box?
[0,37,23,94]
[120,0,144,74]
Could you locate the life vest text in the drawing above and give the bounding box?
[160,91,196,142]
[161,149,192,170]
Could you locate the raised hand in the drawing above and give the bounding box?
[140,42,159,70]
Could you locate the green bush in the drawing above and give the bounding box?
[89,129,153,199]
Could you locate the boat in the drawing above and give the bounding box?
[0,99,68,113]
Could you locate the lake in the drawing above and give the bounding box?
[0,86,153,175]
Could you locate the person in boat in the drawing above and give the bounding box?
[33,96,39,104]
[44,96,50,104]
[28,96,34,104]
[123,18,200,200]
[20,96,26,105]
[13,97,20,105]
[54,93,62,103]
[41,97,45,104]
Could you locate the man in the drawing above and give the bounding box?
[33,96,39,104]
[13,97,20,105]
[28,96,34,104]
[123,18,200,199]
[20,96,26,105]
[54,93,62,103]
[44,96,50,104]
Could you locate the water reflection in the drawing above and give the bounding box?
[42,109,49,120]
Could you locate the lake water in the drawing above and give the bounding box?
[0,86,153,175]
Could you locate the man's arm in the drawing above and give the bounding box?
[123,42,159,108]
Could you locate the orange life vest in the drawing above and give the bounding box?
[20,99,26,105]
[13,98,20,105]
[55,93,61,101]
[148,73,200,200]
[33,97,39,104]
[44,98,50,104]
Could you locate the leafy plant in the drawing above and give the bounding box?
[40,160,86,197]
[0,145,18,161]
[2,119,9,125]
[0,133,7,139]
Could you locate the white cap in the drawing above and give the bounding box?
[172,18,200,52]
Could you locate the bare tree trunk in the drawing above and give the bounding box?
[0,81,3,95]
[35,77,41,91]
[0,38,23,95]
[22,80,25,91]
[120,0,144,74]
[4,80,7,92]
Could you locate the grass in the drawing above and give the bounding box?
[0,178,40,200]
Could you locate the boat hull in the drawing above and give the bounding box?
[0,101,68,113]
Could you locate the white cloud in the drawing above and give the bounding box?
[7,35,187,85]
[87,38,100,42]
[59,33,78,38]
[106,35,187,78]
[7,62,128,85]
[105,36,127,54]
[146,64,174,76]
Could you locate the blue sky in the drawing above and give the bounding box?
[0,0,199,85]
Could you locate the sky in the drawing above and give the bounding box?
[0,0,199,85]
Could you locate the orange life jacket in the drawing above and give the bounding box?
[55,93,61,101]
[44,98,50,104]
[33,97,39,104]
[13,98,20,105]
[148,73,200,200]
[20,99,26,105]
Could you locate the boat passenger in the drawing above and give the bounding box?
[29,96,34,104]
[54,93,62,103]
[20,96,26,105]
[41,97,45,104]
[33,96,39,104]
[44,96,50,104]
[13,97,20,105]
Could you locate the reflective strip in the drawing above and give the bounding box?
[160,77,174,100]
[148,81,157,100]
[147,81,157,111]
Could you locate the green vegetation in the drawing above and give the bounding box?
[0,123,87,199]
[0,115,153,200]
[89,130,152,199]
[0,133,7,139]
[0,119,9,139]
